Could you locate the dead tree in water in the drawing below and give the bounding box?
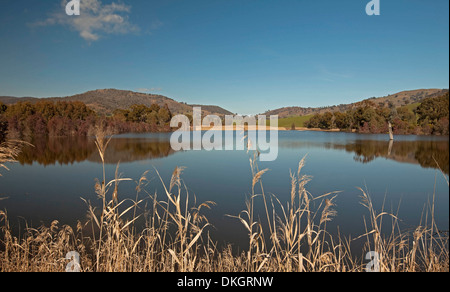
[388,122,394,141]
[387,102,397,141]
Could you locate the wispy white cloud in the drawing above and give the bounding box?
[33,0,140,42]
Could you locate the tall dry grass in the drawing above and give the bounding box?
[0,134,448,272]
[0,140,29,177]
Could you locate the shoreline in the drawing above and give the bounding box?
[184,126,449,137]
[188,125,342,132]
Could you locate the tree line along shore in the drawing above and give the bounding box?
[1,92,448,141]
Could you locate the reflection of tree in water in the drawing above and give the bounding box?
[18,136,93,166]
[336,140,449,174]
[414,141,449,174]
[346,142,379,164]
[17,136,175,166]
[16,136,450,174]
[100,139,175,164]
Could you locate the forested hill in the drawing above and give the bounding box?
[0,89,233,117]
[263,89,449,118]
[1,88,448,119]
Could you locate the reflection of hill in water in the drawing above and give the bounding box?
[279,139,449,174]
[16,136,450,174]
[17,136,176,166]
[340,140,449,174]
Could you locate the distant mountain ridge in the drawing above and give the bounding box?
[263,89,449,118]
[1,88,448,119]
[0,89,234,117]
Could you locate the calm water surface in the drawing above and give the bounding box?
[1,131,448,249]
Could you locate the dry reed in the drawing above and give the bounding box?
[0,135,448,272]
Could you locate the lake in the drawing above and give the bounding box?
[1,131,448,250]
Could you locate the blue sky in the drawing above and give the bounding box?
[0,0,448,114]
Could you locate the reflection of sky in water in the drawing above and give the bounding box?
[0,131,448,249]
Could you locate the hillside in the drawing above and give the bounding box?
[2,88,448,120]
[188,104,234,116]
[264,89,449,118]
[0,89,232,117]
